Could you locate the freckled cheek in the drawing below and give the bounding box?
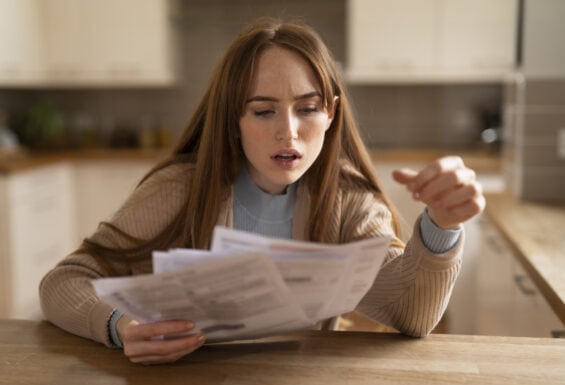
[241,126,268,146]
[302,123,328,143]
[240,129,272,163]
[302,135,326,164]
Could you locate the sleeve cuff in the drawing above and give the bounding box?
[419,209,462,254]
[108,309,124,348]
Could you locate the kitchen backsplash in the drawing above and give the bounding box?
[350,84,501,148]
[0,0,502,151]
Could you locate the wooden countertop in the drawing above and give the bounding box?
[0,148,167,174]
[1,147,502,174]
[485,192,565,324]
[1,320,563,385]
[369,148,502,173]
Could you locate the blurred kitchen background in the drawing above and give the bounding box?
[0,0,564,338]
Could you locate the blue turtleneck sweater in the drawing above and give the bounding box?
[232,166,461,253]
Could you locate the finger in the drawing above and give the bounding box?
[124,320,195,341]
[446,195,486,221]
[126,332,205,360]
[130,337,205,365]
[392,168,419,185]
[409,156,464,192]
[418,168,476,204]
[429,194,486,229]
[132,351,188,365]
[439,181,483,210]
[131,353,185,365]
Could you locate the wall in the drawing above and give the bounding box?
[0,0,502,150]
[503,0,565,202]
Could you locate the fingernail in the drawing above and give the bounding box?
[186,321,195,329]
[197,333,206,343]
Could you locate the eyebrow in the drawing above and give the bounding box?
[246,91,321,103]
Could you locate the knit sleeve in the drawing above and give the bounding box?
[39,163,190,346]
[420,208,462,254]
[343,191,463,337]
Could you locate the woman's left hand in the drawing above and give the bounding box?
[392,156,486,229]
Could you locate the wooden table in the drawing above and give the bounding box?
[1,320,563,385]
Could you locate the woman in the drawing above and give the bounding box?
[40,18,485,365]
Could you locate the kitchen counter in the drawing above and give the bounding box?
[485,192,565,324]
[369,148,502,173]
[1,319,563,385]
[1,147,502,174]
[0,148,167,174]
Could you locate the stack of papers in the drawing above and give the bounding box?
[92,227,390,342]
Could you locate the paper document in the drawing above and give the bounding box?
[92,227,391,342]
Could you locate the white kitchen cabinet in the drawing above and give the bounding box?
[84,0,176,85]
[43,0,177,86]
[41,0,87,82]
[0,159,155,319]
[0,0,43,85]
[439,0,517,77]
[347,0,437,78]
[347,0,517,83]
[73,160,154,243]
[521,0,565,78]
[0,163,75,319]
[448,215,562,337]
[0,0,177,87]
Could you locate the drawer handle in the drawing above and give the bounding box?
[513,275,536,296]
[551,330,565,338]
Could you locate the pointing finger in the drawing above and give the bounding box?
[417,167,476,204]
[392,168,419,185]
[409,156,464,192]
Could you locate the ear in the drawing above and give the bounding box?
[326,96,339,131]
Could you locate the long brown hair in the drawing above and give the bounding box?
[82,17,399,264]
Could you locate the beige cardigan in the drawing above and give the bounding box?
[39,162,463,347]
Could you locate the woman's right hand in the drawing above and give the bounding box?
[117,318,206,365]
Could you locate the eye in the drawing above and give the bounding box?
[298,106,319,115]
[253,110,274,117]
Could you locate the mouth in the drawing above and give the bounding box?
[270,149,303,169]
[271,149,302,162]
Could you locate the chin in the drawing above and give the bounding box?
[281,170,304,184]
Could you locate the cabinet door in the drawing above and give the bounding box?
[42,0,87,82]
[347,0,517,83]
[86,0,174,84]
[508,258,560,337]
[0,177,9,316]
[4,163,75,319]
[0,0,42,84]
[439,0,517,76]
[472,216,523,335]
[469,216,562,337]
[348,0,437,78]
[73,160,154,243]
[522,0,565,78]
[41,0,175,85]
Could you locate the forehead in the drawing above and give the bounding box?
[247,47,321,97]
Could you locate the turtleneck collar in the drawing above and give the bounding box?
[233,165,297,223]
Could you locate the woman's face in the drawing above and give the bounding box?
[239,47,335,195]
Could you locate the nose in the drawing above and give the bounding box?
[276,110,299,141]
